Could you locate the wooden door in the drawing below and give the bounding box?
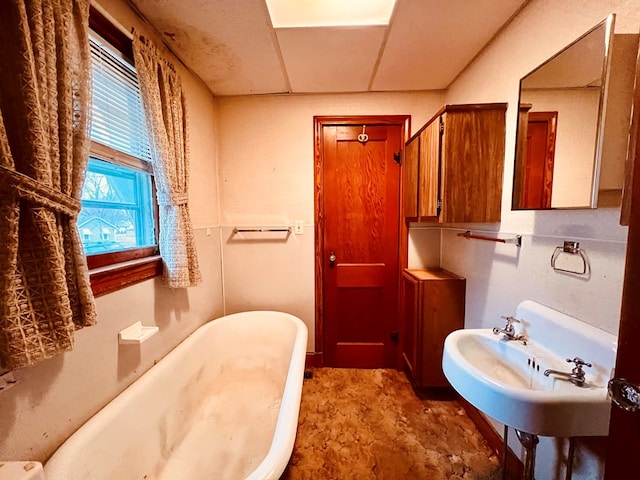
[604,98,640,477]
[316,118,406,368]
[521,112,557,209]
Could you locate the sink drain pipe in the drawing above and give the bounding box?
[515,429,539,480]
[506,428,575,480]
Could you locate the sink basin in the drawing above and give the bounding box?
[442,300,617,437]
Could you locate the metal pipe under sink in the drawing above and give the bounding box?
[515,429,539,480]
[503,427,576,480]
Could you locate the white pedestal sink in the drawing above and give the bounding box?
[442,300,617,437]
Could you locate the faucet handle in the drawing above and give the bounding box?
[500,315,520,325]
[566,357,592,368]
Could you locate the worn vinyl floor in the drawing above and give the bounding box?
[280,368,502,480]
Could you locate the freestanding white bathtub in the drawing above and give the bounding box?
[43,311,308,480]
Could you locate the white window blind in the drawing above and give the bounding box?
[89,34,152,162]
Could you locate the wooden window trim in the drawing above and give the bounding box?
[89,5,133,62]
[87,246,159,270]
[90,255,163,297]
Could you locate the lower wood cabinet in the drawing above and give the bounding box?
[401,268,465,387]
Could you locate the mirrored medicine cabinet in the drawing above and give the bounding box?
[512,14,639,211]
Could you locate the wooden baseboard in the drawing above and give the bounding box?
[458,396,524,480]
[305,352,323,369]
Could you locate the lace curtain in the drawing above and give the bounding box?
[0,0,96,369]
[132,33,202,288]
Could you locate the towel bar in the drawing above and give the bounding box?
[457,230,521,247]
[233,227,292,234]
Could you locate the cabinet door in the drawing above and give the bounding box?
[418,119,441,219]
[419,278,465,386]
[440,108,506,223]
[401,272,419,381]
[403,135,420,218]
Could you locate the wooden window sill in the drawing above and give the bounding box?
[90,255,162,297]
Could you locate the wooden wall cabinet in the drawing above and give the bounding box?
[401,268,465,388]
[404,103,507,223]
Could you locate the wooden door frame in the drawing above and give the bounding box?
[313,115,411,367]
[604,133,640,475]
[604,39,640,476]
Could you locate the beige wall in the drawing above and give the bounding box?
[430,0,639,478]
[0,0,223,462]
[216,91,446,350]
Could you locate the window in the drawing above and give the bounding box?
[83,10,161,296]
[79,156,155,255]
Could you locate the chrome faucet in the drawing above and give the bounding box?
[544,357,592,387]
[493,316,527,344]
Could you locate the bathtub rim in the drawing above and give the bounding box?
[231,311,308,480]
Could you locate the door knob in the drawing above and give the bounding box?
[329,251,337,267]
[608,378,640,412]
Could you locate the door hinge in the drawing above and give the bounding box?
[393,151,402,165]
[439,121,444,135]
[390,331,399,343]
[437,198,442,215]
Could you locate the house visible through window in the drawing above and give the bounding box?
[81,9,162,296]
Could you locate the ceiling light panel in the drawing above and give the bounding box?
[266,0,396,28]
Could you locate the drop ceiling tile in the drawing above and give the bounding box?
[276,26,387,93]
[373,0,526,91]
[131,0,289,95]
[129,0,529,96]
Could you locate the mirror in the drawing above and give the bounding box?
[512,15,617,210]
